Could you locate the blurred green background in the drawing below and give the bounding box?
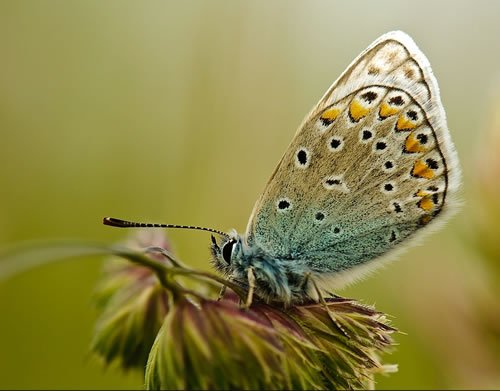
[1,0,499,389]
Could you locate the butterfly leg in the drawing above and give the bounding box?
[217,284,227,301]
[241,267,256,309]
[298,272,311,292]
[310,275,350,338]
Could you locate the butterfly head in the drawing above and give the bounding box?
[210,231,244,275]
[210,232,308,304]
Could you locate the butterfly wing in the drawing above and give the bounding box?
[244,31,460,287]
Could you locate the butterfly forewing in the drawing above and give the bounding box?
[245,31,460,278]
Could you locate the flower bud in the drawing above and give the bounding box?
[91,230,172,370]
[145,292,396,390]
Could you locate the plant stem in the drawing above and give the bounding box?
[111,247,247,300]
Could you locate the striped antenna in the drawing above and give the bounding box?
[103,217,229,238]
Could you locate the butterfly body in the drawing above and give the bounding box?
[211,234,309,303]
[210,31,460,304]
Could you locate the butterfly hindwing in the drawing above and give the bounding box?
[244,31,459,283]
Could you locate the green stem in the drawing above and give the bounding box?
[111,247,246,300]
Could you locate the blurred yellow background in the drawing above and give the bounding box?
[1,1,499,389]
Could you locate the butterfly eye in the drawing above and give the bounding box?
[222,239,236,264]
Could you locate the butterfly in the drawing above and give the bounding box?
[105,31,460,306]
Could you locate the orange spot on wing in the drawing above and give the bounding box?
[320,108,340,122]
[415,189,430,197]
[349,99,369,122]
[418,196,434,211]
[419,214,433,225]
[412,159,435,179]
[396,114,417,131]
[404,133,426,153]
[379,102,400,118]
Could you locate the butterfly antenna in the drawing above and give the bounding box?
[103,217,229,238]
